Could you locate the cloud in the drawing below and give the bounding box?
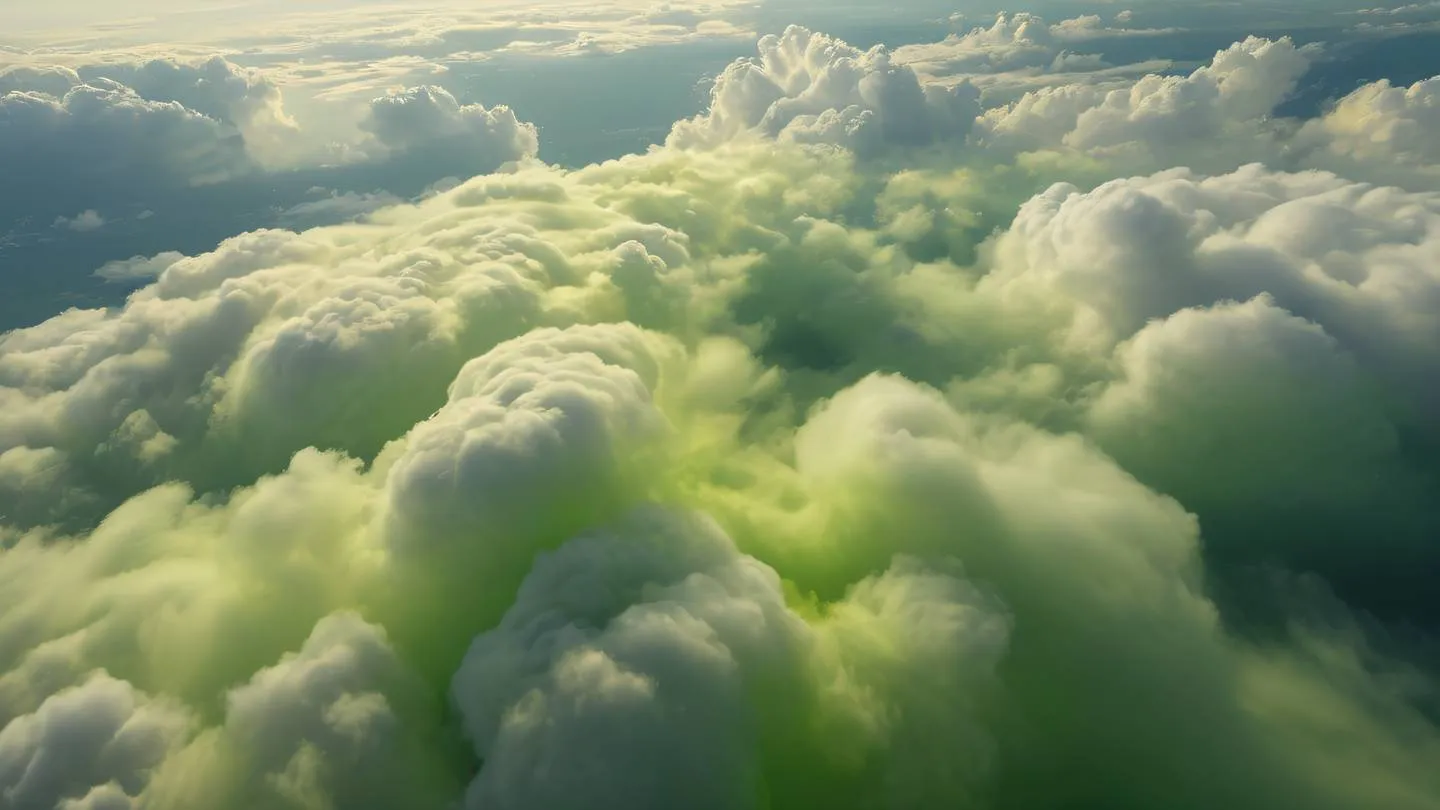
[0,56,295,170]
[1351,2,1440,16]
[1,21,1439,810]
[669,25,981,155]
[976,36,1315,172]
[73,57,300,164]
[1299,76,1440,185]
[93,252,189,283]
[54,211,107,233]
[0,66,85,97]
[0,674,192,809]
[4,0,759,63]
[893,11,1178,92]
[971,163,1440,620]
[0,79,251,204]
[361,85,539,170]
[275,191,407,229]
[0,57,527,192]
[0,59,548,333]
[451,507,811,810]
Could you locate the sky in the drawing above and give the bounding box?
[2,2,1440,809]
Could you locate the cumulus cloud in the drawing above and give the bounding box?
[54,211,107,233]
[1298,76,1440,185]
[0,55,552,334]
[0,674,192,809]
[0,56,528,196]
[2,18,1440,810]
[669,25,981,155]
[893,11,1178,94]
[93,252,188,283]
[976,36,1315,172]
[0,55,298,170]
[452,508,810,809]
[0,57,285,266]
[361,85,539,170]
[0,78,251,194]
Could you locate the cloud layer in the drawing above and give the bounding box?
[2,15,1440,810]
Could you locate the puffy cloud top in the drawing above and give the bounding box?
[1301,76,1440,184]
[978,36,1314,170]
[0,56,296,173]
[0,79,251,189]
[363,85,539,169]
[669,26,981,154]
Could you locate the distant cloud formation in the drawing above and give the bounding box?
[0,57,547,331]
[362,84,538,168]
[1300,76,1440,181]
[976,36,1316,172]
[53,210,106,232]
[3,5,1440,810]
[0,70,252,188]
[895,10,1177,88]
[669,26,981,154]
[93,251,185,282]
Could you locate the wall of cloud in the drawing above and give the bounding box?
[2,14,1440,810]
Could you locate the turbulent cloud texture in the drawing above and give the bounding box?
[3,16,1440,810]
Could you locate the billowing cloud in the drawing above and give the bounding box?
[0,674,192,809]
[2,17,1440,810]
[894,11,1177,93]
[0,77,251,197]
[1299,76,1440,185]
[93,252,188,283]
[0,55,297,170]
[669,25,981,155]
[0,57,547,334]
[361,85,539,170]
[976,36,1315,172]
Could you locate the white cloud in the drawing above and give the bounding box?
[75,57,300,165]
[94,252,189,282]
[976,36,1315,173]
[381,323,673,567]
[150,612,443,810]
[1088,295,1400,507]
[1300,76,1440,185]
[0,674,193,809]
[0,79,252,188]
[453,507,811,809]
[1351,2,1440,16]
[0,55,301,168]
[893,12,1178,95]
[3,0,758,105]
[670,26,980,155]
[361,84,538,169]
[0,65,84,97]
[54,210,107,232]
[984,165,1440,404]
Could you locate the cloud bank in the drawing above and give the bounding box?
[2,15,1440,810]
